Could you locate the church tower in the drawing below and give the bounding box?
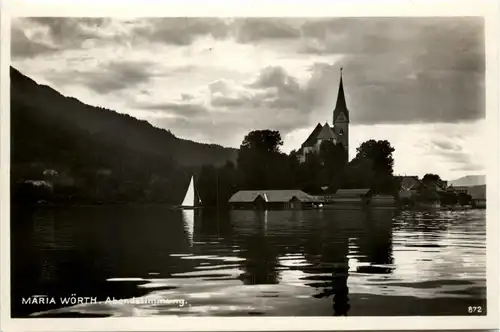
[333,68,349,154]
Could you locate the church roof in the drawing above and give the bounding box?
[333,69,349,122]
[301,123,323,147]
[317,122,336,140]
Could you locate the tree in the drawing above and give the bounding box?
[237,130,285,189]
[318,141,348,192]
[297,151,323,193]
[419,173,448,204]
[239,130,283,154]
[345,140,396,193]
[440,191,458,206]
[422,173,441,183]
[457,192,472,206]
[217,161,240,205]
[354,140,395,175]
[343,157,376,189]
[197,165,218,206]
[417,186,440,203]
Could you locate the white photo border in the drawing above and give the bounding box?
[1,0,499,331]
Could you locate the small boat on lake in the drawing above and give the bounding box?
[175,176,202,210]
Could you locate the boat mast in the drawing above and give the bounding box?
[216,169,220,237]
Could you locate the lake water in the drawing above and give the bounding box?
[11,206,487,317]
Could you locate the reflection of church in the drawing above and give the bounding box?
[298,69,350,163]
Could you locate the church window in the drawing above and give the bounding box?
[339,128,344,135]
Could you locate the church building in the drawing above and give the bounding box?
[298,69,350,163]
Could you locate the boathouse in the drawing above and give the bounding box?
[327,188,372,205]
[371,194,396,207]
[228,190,318,210]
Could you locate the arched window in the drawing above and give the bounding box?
[339,128,344,135]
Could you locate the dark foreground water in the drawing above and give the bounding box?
[11,206,486,317]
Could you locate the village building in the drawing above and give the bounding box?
[298,68,349,163]
[397,176,421,200]
[467,185,486,209]
[448,185,469,195]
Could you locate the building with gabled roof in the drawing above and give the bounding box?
[301,123,324,148]
[397,175,421,200]
[298,68,350,163]
[322,188,372,206]
[228,189,320,210]
[317,123,336,140]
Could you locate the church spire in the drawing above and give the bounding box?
[333,67,349,123]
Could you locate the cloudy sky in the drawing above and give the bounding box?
[11,17,485,180]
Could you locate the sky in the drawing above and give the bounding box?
[11,17,486,180]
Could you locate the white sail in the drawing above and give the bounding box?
[182,209,194,246]
[181,176,195,207]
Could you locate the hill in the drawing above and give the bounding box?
[10,67,237,205]
[467,184,486,199]
[449,175,486,187]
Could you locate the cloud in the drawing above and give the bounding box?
[130,18,230,46]
[181,93,195,101]
[149,112,249,147]
[234,18,302,43]
[296,17,485,124]
[312,59,484,125]
[135,101,210,119]
[11,18,112,58]
[11,25,57,58]
[45,60,155,94]
[27,17,109,45]
[425,135,483,173]
[451,163,484,172]
[11,17,487,178]
[429,139,463,152]
[282,120,486,180]
[300,18,483,61]
[247,66,307,110]
[134,66,319,143]
[136,55,485,147]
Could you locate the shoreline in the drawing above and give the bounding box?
[11,202,486,212]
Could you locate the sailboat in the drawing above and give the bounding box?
[178,176,202,210]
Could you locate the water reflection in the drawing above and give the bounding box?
[11,206,197,316]
[355,209,394,274]
[182,209,198,247]
[237,211,280,285]
[226,209,396,315]
[307,212,351,316]
[11,205,486,317]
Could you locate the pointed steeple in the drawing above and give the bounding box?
[333,67,349,123]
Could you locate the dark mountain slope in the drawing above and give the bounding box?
[10,67,237,205]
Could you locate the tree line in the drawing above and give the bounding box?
[404,173,473,207]
[196,129,398,207]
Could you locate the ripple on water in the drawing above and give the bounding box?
[14,207,486,317]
